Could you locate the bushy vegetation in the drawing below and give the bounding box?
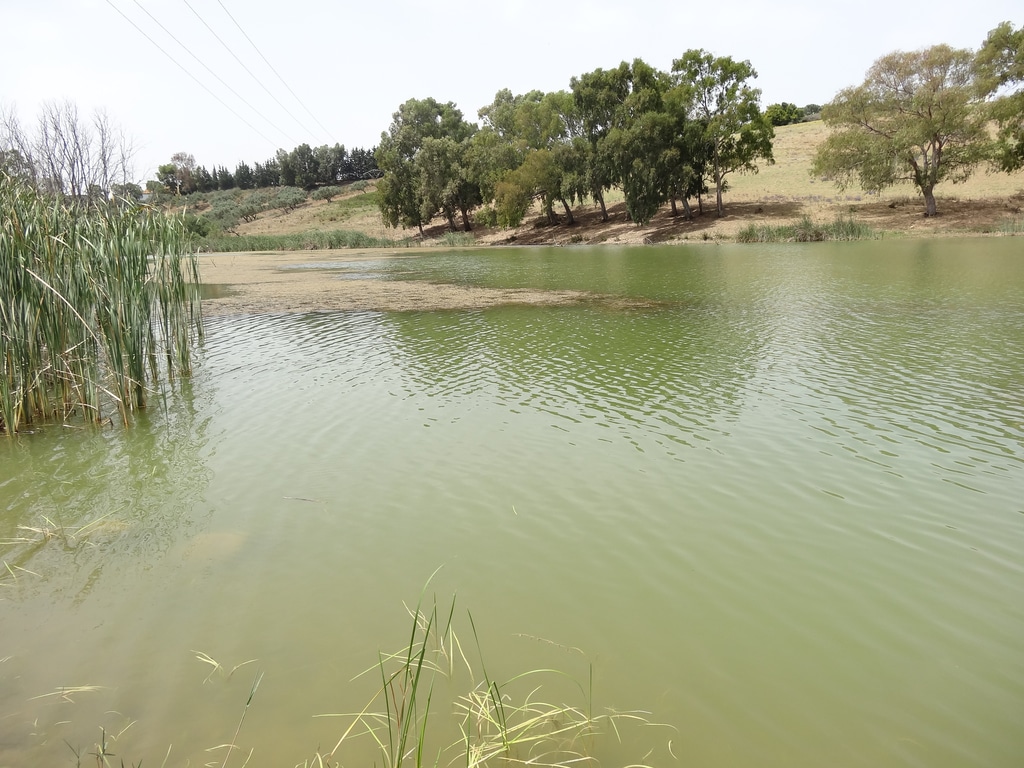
[765,102,805,126]
[0,173,202,434]
[736,216,879,242]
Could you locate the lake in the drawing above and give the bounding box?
[2,239,1023,767]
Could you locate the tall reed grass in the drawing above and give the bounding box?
[736,215,880,243]
[0,173,203,434]
[202,229,405,253]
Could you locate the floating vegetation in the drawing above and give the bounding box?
[0,173,203,434]
[736,215,880,243]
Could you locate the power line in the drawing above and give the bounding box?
[102,0,280,152]
[214,0,334,140]
[129,0,298,146]
[182,0,328,144]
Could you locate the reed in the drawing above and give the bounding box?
[0,173,203,434]
[313,587,668,768]
[201,229,406,253]
[736,215,880,243]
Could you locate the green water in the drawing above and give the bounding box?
[2,239,1023,767]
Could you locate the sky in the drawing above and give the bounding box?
[2,0,1019,183]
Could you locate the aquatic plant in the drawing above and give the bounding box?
[736,215,880,243]
[311,586,668,768]
[0,172,203,434]
[200,229,405,252]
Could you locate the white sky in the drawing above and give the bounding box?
[2,0,1019,182]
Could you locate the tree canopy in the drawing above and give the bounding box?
[812,45,990,216]
[977,21,1024,171]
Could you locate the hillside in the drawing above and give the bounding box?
[192,122,1024,248]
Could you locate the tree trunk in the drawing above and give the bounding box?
[680,196,693,220]
[597,191,608,222]
[922,187,938,217]
[713,150,724,217]
[459,204,473,231]
[669,197,678,217]
[545,198,556,226]
[560,198,575,225]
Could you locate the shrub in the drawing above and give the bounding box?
[311,185,343,202]
[272,186,307,211]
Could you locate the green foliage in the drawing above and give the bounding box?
[311,590,668,768]
[977,21,1024,171]
[765,102,804,126]
[813,45,989,216]
[311,185,344,202]
[110,182,143,202]
[376,98,479,233]
[473,205,499,228]
[736,215,879,242]
[201,228,402,252]
[273,186,307,212]
[0,173,202,433]
[672,50,774,216]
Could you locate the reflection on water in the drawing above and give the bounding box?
[1,239,1023,767]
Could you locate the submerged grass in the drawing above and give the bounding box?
[202,229,407,253]
[0,173,203,434]
[736,215,880,243]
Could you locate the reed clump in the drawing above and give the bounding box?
[0,173,203,434]
[311,589,669,768]
[736,215,880,243]
[201,229,405,253]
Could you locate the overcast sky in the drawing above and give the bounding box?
[2,0,1019,182]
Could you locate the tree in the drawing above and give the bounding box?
[602,59,677,226]
[672,50,774,217]
[234,161,255,190]
[215,165,235,190]
[977,21,1024,171]
[376,97,476,234]
[765,102,804,126]
[1,101,137,198]
[290,143,320,189]
[571,63,632,221]
[812,45,989,217]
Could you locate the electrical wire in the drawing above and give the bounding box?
[182,0,329,143]
[130,0,298,146]
[102,0,280,150]
[214,0,334,140]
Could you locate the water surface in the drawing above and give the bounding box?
[2,239,1023,767]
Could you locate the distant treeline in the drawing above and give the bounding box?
[152,143,380,196]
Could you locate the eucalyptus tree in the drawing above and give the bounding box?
[977,21,1024,171]
[672,50,774,216]
[570,62,631,221]
[601,59,679,225]
[415,136,482,231]
[812,45,989,216]
[479,89,584,227]
[376,97,477,233]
